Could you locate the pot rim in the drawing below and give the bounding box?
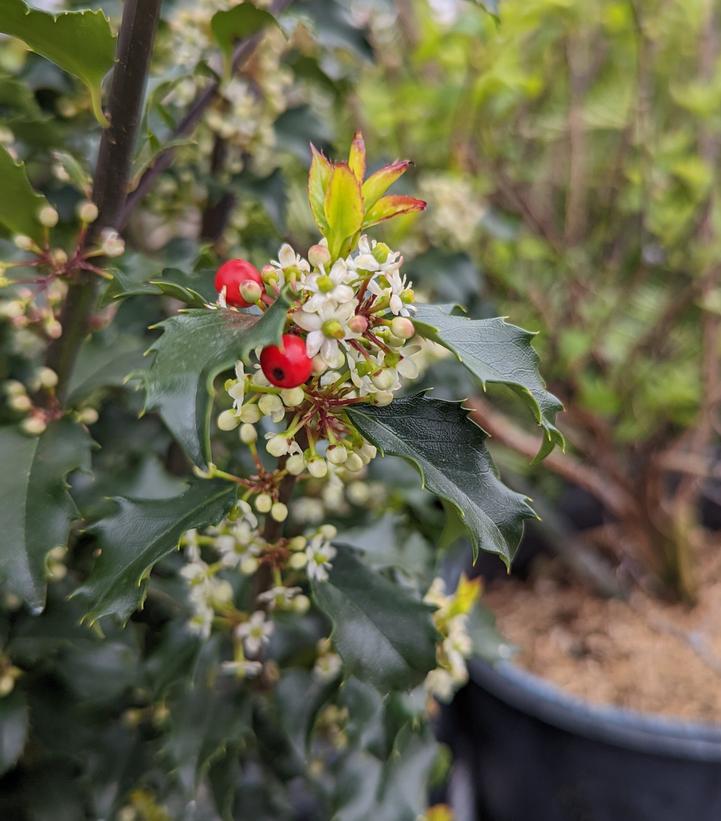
[468,658,721,761]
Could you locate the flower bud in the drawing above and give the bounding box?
[312,356,328,375]
[239,280,262,304]
[21,415,47,436]
[345,453,364,472]
[373,390,394,406]
[391,316,415,339]
[266,434,289,457]
[50,248,68,267]
[13,235,34,251]
[240,403,261,423]
[348,314,368,334]
[77,200,99,223]
[280,387,304,407]
[347,481,370,505]
[241,556,259,575]
[37,367,58,389]
[319,524,337,540]
[258,394,283,417]
[289,552,308,570]
[217,409,240,431]
[100,228,125,258]
[255,493,273,513]
[308,244,331,267]
[286,453,306,475]
[292,594,311,614]
[38,205,59,228]
[288,535,307,551]
[371,369,395,390]
[5,380,25,397]
[327,445,348,465]
[261,264,277,284]
[9,394,31,412]
[45,319,62,339]
[307,457,328,478]
[271,502,288,522]
[77,407,99,425]
[240,423,257,444]
[359,442,378,463]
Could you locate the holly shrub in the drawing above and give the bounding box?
[0,2,557,818]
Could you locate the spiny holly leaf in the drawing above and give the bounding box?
[0,145,49,243]
[211,4,281,76]
[74,480,236,625]
[347,395,535,565]
[311,547,438,692]
[0,419,91,611]
[141,299,288,467]
[414,303,564,460]
[363,194,426,228]
[0,0,115,126]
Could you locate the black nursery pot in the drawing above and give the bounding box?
[448,659,721,821]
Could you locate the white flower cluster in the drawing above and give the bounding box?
[418,172,486,249]
[423,578,475,702]
[217,237,423,482]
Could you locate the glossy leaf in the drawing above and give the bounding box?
[211,4,280,75]
[66,334,146,405]
[0,0,115,126]
[413,303,564,460]
[347,395,535,565]
[323,162,364,258]
[0,145,48,243]
[0,419,91,611]
[308,143,333,233]
[361,160,411,210]
[74,480,236,624]
[363,194,426,228]
[311,547,438,691]
[141,299,288,467]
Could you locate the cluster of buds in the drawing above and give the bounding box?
[423,576,481,702]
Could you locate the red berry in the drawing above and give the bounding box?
[214,259,263,307]
[260,334,313,388]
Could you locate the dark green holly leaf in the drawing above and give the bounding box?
[311,547,438,691]
[141,299,288,466]
[102,265,217,307]
[0,0,115,126]
[0,144,49,243]
[413,303,564,460]
[347,395,535,565]
[74,479,236,624]
[211,4,281,75]
[0,690,28,776]
[65,334,146,405]
[0,419,91,611]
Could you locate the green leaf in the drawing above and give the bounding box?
[323,162,364,258]
[0,144,48,243]
[211,4,280,76]
[308,143,332,233]
[142,299,288,467]
[414,303,564,460]
[0,0,115,126]
[65,334,146,405]
[74,480,236,624]
[347,395,535,565]
[311,547,438,691]
[361,160,411,211]
[0,690,28,777]
[362,194,426,228]
[0,419,91,611]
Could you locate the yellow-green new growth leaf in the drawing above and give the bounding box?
[323,162,364,259]
[348,395,535,566]
[0,419,91,612]
[361,160,411,211]
[308,143,332,233]
[0,0,115,126]
[413,303,564,460]
[0,145,48,243]
[348,130,366,181]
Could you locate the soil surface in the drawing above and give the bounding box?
[483,550,721,723]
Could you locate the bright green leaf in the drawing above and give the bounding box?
[311,547,438,691]
[347,395,535,565]
[414,303,564,460]
[323,162,364,258]
[141,299,288,467]
[74,480,236,625]
[0,144,48,243]
[308,143,332,233]
[0,419,91,611]
[361,160,411,211]
[0,0,115,126]
[210,4,280,76]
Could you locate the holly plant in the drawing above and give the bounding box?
[0,2,559,818]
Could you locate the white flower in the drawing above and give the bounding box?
[236,611,274,655]
[425,667,455,702]
[305,536,337,582]
[188,606,213,639]
[257,585,302,610]
[221,659,263,678]
[314,651,342,681]
[270,243,310,287]
[293,301,358,363]
[302,259,356,312]
[368,268,414,316]
[227,361,246,410]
